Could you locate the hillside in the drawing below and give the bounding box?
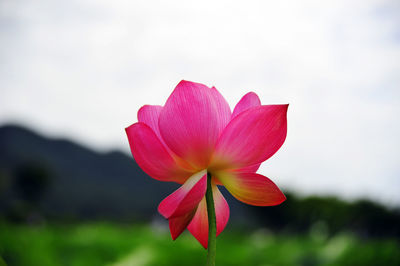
[0,124,180,221]
[1,124,399,239]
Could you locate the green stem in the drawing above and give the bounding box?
[205,171,216,266]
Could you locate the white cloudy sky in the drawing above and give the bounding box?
[1,0,399,205]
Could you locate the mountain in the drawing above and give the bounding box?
[0,124,253,225]
[1,124,399,239]
[0,124,181,222]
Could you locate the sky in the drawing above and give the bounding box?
[1,0,399,205]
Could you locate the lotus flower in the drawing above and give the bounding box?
[126,80,288,248]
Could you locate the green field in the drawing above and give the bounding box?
[1,223,399,266]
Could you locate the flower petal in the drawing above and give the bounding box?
[158,170,207,219]
[213,164,262,185]
[187,185,230,249]
[235,163,261,173]
[214,186,230,236]
[125,122,190,183]
[159,80,231,169]
[137,105,164,144]
[217,171,286,206]
[168,208,197,240]
[137,105,195,172]
[212,104,288,169]
[231,92,261,119]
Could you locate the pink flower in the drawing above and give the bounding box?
[126,80,288,248]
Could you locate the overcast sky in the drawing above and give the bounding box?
[1,0,399,205]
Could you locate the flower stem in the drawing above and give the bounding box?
[206,171,216,266]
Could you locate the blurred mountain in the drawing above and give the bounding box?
[0,124,179,222]
[0,124,399,239]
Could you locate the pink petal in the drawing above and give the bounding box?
[187,185,230,249]
[138,105,196,172]
[159,80,231,169]
[187,199,208,248]
[231,92,261,119]
[137,105,164,145]
[235,163,261,173]
[217,171,286,206]
[125,122,189,183]
[212,104,288,169]
[213,163,262,185]
[169,209,197,240]
[158,170,207,219]
[214,186,230,236]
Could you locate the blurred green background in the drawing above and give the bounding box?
[1,223,399,266]
[1,125,399,266]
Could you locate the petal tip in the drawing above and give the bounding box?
[137,105,148,120]
[171,231,179,241]
[281,104,289,118]
[124,123,136,132]
[277,192,287,205]
[177,79,205,87]
[157,204,169,219]
[269,191,287,206]
[169,222,183,240]
[246,91,259,97]
[178,79,188,85]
